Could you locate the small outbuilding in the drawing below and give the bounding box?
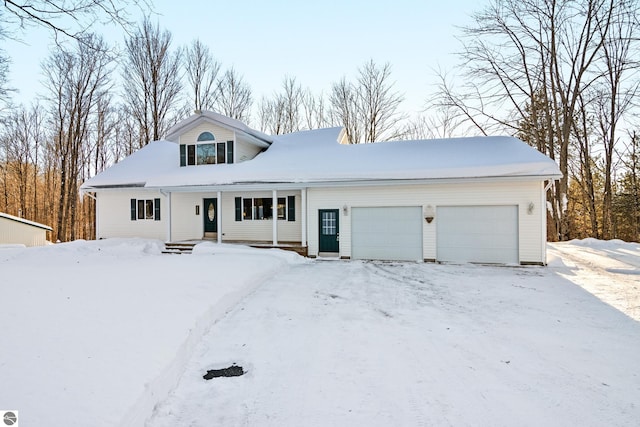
[0,212,52,247]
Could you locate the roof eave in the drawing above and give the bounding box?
[138,174,562,192]
[165,113,272,147]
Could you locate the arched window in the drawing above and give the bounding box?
[180,130,233,166]
[197,131,215,142]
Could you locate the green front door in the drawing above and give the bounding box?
[319,209,339,253]
[203,198,217,233]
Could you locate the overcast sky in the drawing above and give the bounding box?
[4,0,482,116]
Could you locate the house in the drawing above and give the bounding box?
[0,212,52,247]
[80,111,562,264]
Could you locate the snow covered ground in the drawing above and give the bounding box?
[1,239,639,426]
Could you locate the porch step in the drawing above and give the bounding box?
[162,242,196,255]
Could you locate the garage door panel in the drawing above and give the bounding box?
[352,207,422,261]
[437,206,518,264]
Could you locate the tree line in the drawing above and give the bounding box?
[0,15,407,241]
[2,0,640,243]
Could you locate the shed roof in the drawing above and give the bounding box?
[0,212,53,231]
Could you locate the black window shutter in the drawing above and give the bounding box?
[287,196,295,221]
[227,140,234,164]
[235,197,242,221]
[154,198,161,220]
[130,199,137,221]
[179,144,186,166]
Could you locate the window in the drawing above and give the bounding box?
[322,213,337,235]
[197,131,215,141]
[197,143,216,164]
[240,197,288,220]
[180,133,232,166]
[130,198,160,221]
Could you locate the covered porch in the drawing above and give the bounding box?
[164,186,308,251]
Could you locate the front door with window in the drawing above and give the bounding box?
[319,209,339,253]
[203,198,217,233]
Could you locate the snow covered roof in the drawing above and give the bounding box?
[0,212,52,231]
[81,126,562,191]
[81,140,178,189]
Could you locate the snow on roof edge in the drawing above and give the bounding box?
[0,212,53,231]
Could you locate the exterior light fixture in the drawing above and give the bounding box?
[424,204,435,223]
[343,205,349,215]
[527,202,534,215]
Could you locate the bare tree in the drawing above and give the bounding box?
[2,0,150,47]
[215,67,252,122]
[43,34,112,241]
[0,49,12,110]
[0,105,41,219]
[330,60,404,143]
[123,18,183,145]
[403,105,465,140]
[258,76,305,134]
[302,89,330,130]
[434,0,636,240]
[257,96,285,135]
[330,77,362,144]
[593,0,640,238]
[184,39,221,112]
[358,60,404,142]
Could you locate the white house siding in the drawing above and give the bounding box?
[178,123,234,146]
[0,217,49,246]
[235,138,263,163]
[176,122,262,163]
[220,192,301,242]
[169,192,206,241]
[170,191,302,243]
[307,180,545,264]
[96,190,168,240]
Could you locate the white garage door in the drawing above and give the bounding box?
[437,206,519,264]
[352,207,423,261]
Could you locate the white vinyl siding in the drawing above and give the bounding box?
[178,123,234,147]
[170,191,301,242]
[436,206,519,264]
[96,191,168,240]
[222,192,300,242]
[235,138,262,162]
[307,180,546,264]
[177,122,261,164]
[0,216,50,247]
[351,207,423,261]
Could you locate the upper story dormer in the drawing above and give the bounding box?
[164,110,273,167]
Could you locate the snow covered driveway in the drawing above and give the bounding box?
[148,257,640,427]
[1,238,639,427]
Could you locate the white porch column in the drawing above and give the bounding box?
[164,190,171,242]
[272,189,278,245]
[301,188,307,246]
[217,191,222,244]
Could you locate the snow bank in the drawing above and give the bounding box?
[0,239,299,427]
